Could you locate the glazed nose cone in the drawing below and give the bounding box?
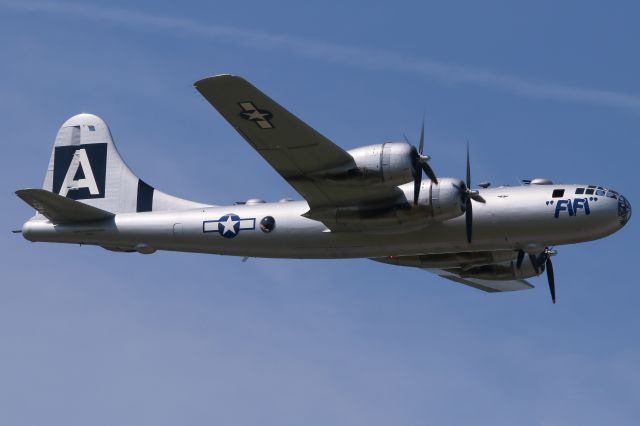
[618,194,632,226]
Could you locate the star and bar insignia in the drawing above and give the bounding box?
[203,214,256,238]
[238,102,274,129]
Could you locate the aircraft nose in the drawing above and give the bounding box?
[618,194,632,226]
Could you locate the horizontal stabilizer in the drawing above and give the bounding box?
[16,188,114,224]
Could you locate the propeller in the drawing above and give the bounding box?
[516,247,557,304]
[536,247,557,304]
[460,142,485,243]
[404,117,437,206]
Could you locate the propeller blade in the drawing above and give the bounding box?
[465,198,473,243]
[408,117,438,205]
[546,257,556,304]
[466,141,471,188]
[516,250,525,268]
[418,117,425,154]
[413,168,422,206]
[464,143,483,201]
[420,162,438,184]
[469,192,486,203]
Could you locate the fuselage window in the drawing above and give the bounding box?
[575,188,585,194]
[260,216,276,233]
[585,188,594,195]
[552,189,565,198]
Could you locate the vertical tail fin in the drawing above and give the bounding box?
[42,113,208,213]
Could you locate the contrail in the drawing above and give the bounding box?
[4,0,640,111]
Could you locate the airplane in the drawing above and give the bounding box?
[15,75,632,303]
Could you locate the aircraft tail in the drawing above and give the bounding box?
[33,113,207,215]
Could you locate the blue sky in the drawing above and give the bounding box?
[1,1,639,425]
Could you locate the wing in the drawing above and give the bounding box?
[194,75,401,209]
[370,253,535,293]
[425,268,534,293]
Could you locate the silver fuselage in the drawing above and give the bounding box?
[22,184,630,258]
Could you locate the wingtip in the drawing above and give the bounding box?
[194,74,242,88]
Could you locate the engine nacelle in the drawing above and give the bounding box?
[396,177,466,222]
[458,256,542,281]
[345,142,415,187]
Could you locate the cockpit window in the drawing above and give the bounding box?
[596,189,605,196]
[587,185,596,189]
[585,188,594,195]
[606,190,618,199]
[575,188,585,194]
[552,189,565,198]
